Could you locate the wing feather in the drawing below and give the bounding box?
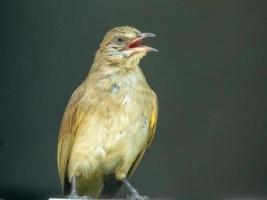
[57,86,85,192]
[127,96,158,178]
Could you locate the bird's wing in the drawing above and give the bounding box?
[127,97,158,178]
[57,86,86,193]
[146,99,158,148]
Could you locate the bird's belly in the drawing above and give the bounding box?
[68,104,150,179]
[104,113,149,172]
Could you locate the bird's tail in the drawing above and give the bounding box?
[100,173,123,198]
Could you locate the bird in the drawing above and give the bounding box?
[57,26,158,199]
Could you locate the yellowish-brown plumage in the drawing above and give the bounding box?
[57,26,158,199]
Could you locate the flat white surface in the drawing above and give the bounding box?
[49,198,124,200]
[48,197,170,200]
[49,199,126,200]
[49,199,94,200]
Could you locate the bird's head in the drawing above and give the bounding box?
[95,26,158,66]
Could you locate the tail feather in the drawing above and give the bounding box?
[100,174,123,198]
[63,174,71,195]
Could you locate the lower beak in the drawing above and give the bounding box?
[128,32,158,52]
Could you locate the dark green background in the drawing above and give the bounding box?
[0,1,266,199]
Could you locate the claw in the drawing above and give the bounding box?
[126,193,151,200]
[123,178,152,200]
[67,195,92,199]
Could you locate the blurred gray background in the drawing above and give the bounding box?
[0,0,267,199]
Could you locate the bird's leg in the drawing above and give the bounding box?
[69,176,79,199]
[123,179,150,200]
[68,176,91,199]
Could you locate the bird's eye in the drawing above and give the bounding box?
[114,36,125,44]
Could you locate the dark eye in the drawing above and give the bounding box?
[114,36,125,44]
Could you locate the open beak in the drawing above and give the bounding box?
[127,32,158,53]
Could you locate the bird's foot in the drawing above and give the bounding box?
[68,191,78,199]
[68,194,92,199]
[79,196,91,200]
[123,178,150,200]
[126,192,150,200]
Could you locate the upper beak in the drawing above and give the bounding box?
[138,32,156,39]
[127,32,158,52]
